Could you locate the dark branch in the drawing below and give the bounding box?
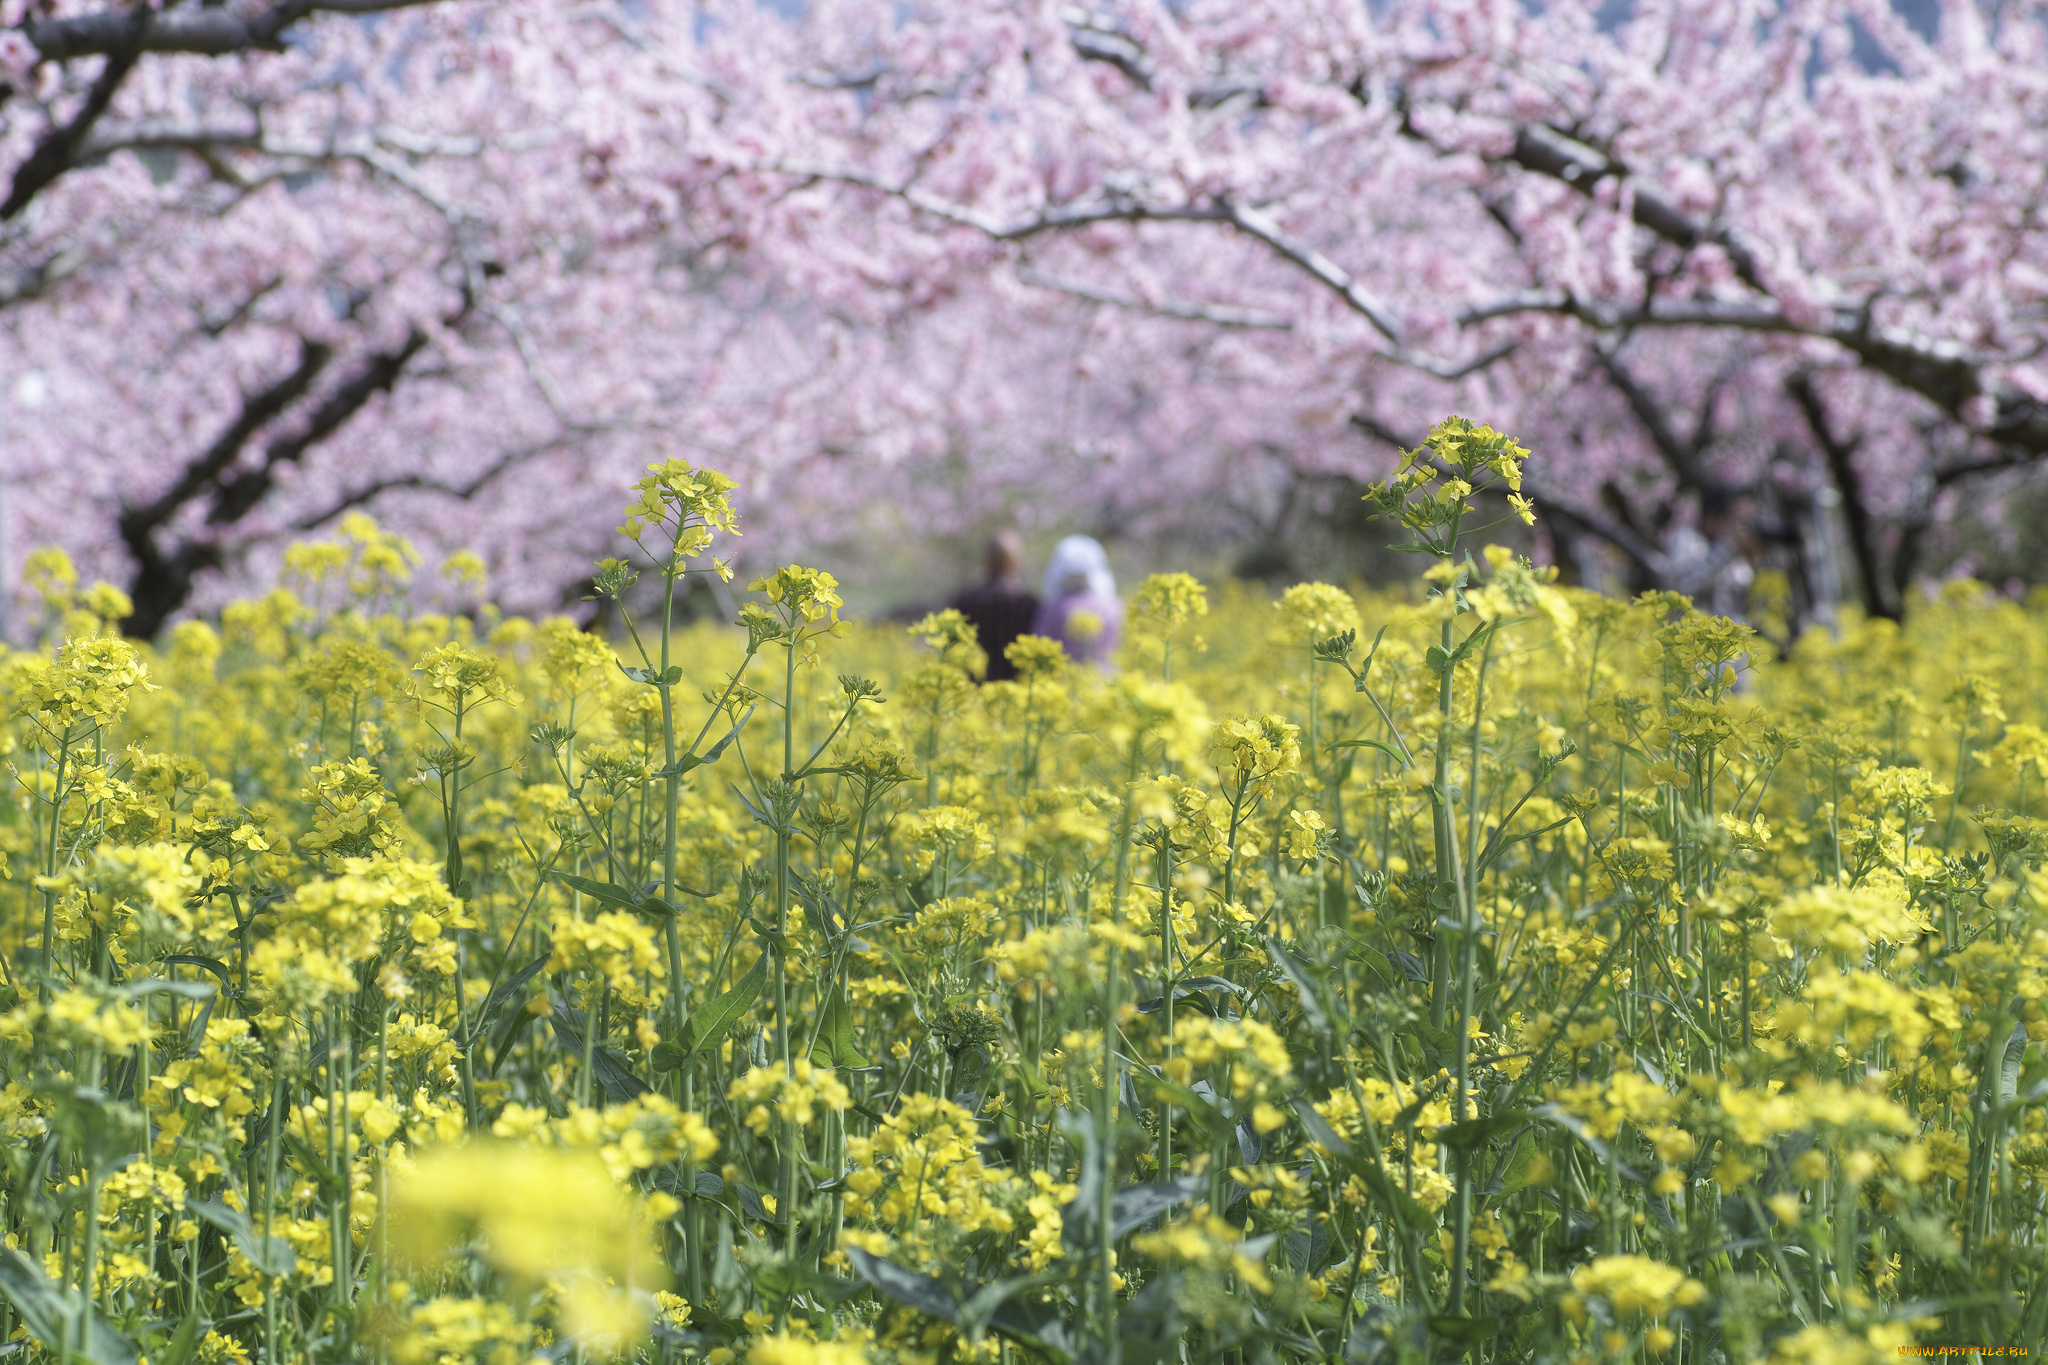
[1065,23,1265,108]
[207,327,428,527]
[1526,487,1660,580]
[24,0,443,62]
[2,43,143,220]
[1932,449,2034,487]
[0,247,86,309]
[1497,122,2048,462]
[120,328,430,638]
[119,339,334,546]
[1788,370,1895,621]
[1463,290,2048,459]
[288,437,564,530]
[7,2,450,216]
[1070,27,1155,92]
[1892,486,1936,613]
[1509,125,1765,292]
[1595,347,1718,493]
[1348,412,1420,453]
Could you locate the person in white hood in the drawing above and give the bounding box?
[1031,535,1123,670]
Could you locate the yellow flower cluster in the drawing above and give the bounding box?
[727,1058,852,1136]
[9,456,2048,1365]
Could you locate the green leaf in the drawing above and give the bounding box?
[1998,1021,2027,1106]
[681,954,768,1057]
[1344,941,1397,989]
[652,702,752,781]
[729,784,778,830]
[0,1249,140,1365]
[1135,977,1242,1020]
[33,1083,146,1164]
[282,1130,349,1195]
[1429,1315,1500,1346]
[1402,1021,1459,1072]
[809,982,869,1069]
[745,916,790,953]
[844,1248,1074,1363]
[554,872,645,913]
[545,1004,652,1104]
[1447,620,1497,668]
[159,954,236,995]
[686,707,753,772]
[188,1198,297,1279]
[651,1040,687,1073]
[1437,1110,1532,1152]
[1325,738,1405,763]
[118,978,215,1002]
[591,1046,652,1103]
[1357,1160,1437,1234]
[1264,936,1329,1034]
[1293,1097,1353,1157]
[1477,815,1578,869]
[735,1182,775,1224]
[1105,1177,1205,1240]
[156,1314,203,1365]
[1537,1104,1648,1184]
[847,1247,961,1321]
[1492,1130,1543,1200]
[476,950,552,1034]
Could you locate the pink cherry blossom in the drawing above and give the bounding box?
[1,0,2042,634]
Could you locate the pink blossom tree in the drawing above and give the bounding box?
[4,0,2044,634]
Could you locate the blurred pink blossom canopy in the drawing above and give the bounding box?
[1,0,2043,631]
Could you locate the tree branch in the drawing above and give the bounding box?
[1525,485,1661,580]
[1069,25,1154,92]
[3,42,143,220]
[119,338,334,546]
[1787,370,1895,621]
[775,162,1530,376]
[1463,290,2048,457]
[1508,125,1765,291]
[116,338,332,638]
[0,246,86,309]
[1015,266,1293,330]
[1218,200,1402,343]
[1931,450,2034,487]
[207,327,429,528]
[24,0,445,63]
[286,436,566,531]
[119,327,433,637]
[1594,345,1717,492]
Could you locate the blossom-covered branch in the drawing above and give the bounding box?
[20,0,446,62]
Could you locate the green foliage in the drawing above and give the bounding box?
[3,440,2046,1365]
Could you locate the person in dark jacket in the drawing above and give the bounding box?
[952,531,1039,681]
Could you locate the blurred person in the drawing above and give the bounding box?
[1034,534,1123,670]
[951,531,1039,681]
[1664,487,1756,622]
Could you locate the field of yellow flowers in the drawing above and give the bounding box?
[2,421,2044,1365]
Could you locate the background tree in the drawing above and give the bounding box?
[3,0,2044,635]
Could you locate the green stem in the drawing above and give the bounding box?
[1157,840,1175,1187]
[775,639,799,1298]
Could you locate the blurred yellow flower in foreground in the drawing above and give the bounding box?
[391,1142,666,1342]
